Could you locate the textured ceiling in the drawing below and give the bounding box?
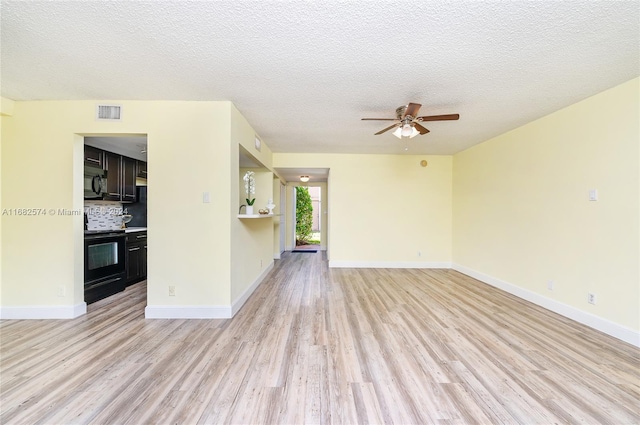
[1,1,638,155]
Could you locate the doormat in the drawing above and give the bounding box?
[292,249,318,253]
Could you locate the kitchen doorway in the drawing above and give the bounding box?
[83,135,148,308]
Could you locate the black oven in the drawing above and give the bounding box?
[84,231,126,303]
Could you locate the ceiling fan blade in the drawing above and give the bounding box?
[361,118,399,121]
[374,123,399,135]
[416,113,460,122]
[404,103,422,118]
[414,123,430,134]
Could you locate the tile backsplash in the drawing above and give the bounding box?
[84,201,124,231]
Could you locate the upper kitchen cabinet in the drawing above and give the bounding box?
[103,152,121,201]
[136,160,148,179]
[84,145,103,167]
[122,157,136,202]
[104,152,137,203]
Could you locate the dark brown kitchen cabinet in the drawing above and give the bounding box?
[126,231,147,286]
[122,157,136,202]
[141,244,148,277]
[103,152,122,201]
[84,145,103,167]
[136,160,148,179]
[104,152,137,203]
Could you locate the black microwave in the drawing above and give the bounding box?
[84,164,108,199]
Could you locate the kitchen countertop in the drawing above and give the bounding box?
[124,227,147,233]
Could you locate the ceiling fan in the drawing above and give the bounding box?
[362,103,459,138]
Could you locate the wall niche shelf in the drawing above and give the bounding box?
[237,214,274,219]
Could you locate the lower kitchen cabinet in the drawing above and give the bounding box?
[126,231,147,285]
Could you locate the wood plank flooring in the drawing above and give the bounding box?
[1,251,639,424]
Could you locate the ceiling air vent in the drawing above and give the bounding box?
[96,104,122,121]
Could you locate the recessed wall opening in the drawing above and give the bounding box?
[82,134,148,309]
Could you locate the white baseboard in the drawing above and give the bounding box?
[452,263,640,348]
[145,261,275,320]
[231,261,274,316]
[0,302,87,319]
[329,260,452,269]
[74,302,87,317]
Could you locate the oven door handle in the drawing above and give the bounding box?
[86,275,122,289]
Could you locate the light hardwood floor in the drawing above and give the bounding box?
[1,251,639,424]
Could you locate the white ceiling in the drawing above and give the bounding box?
[84,136,148,162]
[274,168,330,184]
[1,1,638,155]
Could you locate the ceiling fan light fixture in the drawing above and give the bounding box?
[393,123,418,139]
[362,103,460,138]
[401,123,413,137]
[300,176,310,182]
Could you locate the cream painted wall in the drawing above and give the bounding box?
[453,77,639,332]
[272,177,284,258]
[313,182,329,251]
[274,154,453,266]
[0,98,12,305]
[1,97,14,116]
[1,100,234,314]
[230,106,274,306]
[3,103,85,309]
[285,185,294,250]
[145,102,233,308]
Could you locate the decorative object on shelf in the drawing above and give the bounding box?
[266,198,276,214]
[243,171,256,214]
[120,214,132,229]
[258,209,269,215]
[120,208,132,229]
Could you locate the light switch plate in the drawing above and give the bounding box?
[588,189,598,201]
[203,192,211,203]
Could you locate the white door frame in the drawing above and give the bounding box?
[279,182,285,255]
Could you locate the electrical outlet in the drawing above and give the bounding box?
[57,286,65,297]
[417,251,422,257]
[587,293,596,304]
[169,286,176,296]
[547,280,554,291]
